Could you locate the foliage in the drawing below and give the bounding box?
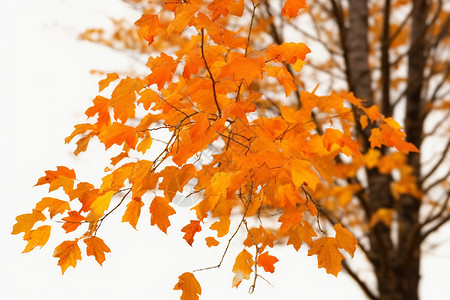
[14,0,450,299]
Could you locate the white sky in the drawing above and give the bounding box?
[1,1,450,299]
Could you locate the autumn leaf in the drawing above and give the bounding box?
[84,236,111,266]
[308,237,344,277]
[289,158,320,191]
[85,95,110,126]
[257,252,278,273]
[158,164,197,200]
[181,220,202,246]
[36,197,70,219]
[334,224,358,257]
[205,236,219,247]
[53,240,82,274]
[370,208,395,228]
[134,14,160,45]
[122,197,144,230]
[167,3,198,35]
[281,0,307,20]
[90,190,116,217]
[98,73,119,92]
[108,77,144,123]
[22,225,51,253]
[210,217,230,237]
[12,209,46,236]
[145,53,178,90]
[62,211,86,233]
[150,196,176,233]
[98,122,138,150]
[232,249,254,287]
[174,272,202,300]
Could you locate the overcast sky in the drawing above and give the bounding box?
[1,1,450,299]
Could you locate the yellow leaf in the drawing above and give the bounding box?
[289,158,320,191]
[84,236,111,266]
[90,190,116,217]
[232,249,254,287]
[22,225,51,253]
[174,272,202,300]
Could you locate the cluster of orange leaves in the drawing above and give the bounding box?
[13,0,419,298]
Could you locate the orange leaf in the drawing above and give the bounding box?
[174,272,202,300]
[12,209,46,236]
[98,122,138,150]
[109,77,144,123]
[221,53,265,85]
[53,240,82,274]
[167,3,198,35]
[35,166,76,187]
[158,164,197,200]
[205,236,219,247]
[370,208,395,228]
[257,251,278,273]
[62,211,86,233]
[181,220,202,246]
[22,225,51,253]
[98,73,119,92]
[122,197,144,230]
[150,196,176,233]
[134,14,160,45]
[210,217,230,237]
[36,197,70,219]
[289,158,320,191]
[146,52,178,90]
[266,42,310,67]
[84,236,111,266]
[281,0,307,20]
[286,221,317,250]
[232,249,254,287]
[308,237,344,277]
[85,95,110,125]
[334,224,358,257]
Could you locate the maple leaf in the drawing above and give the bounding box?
[232,249,254,287]
[62,211,86,233]
[110,77,144,123]
[257,252,279,273]
[134,14,160,45]
[90,190,116,217]
[210,217,231,237]
[158,165,197,200]
[146,53,178,90]
[308,237,344,277]
[281,0,307,20]
[167,3,198,35]
[286,221,317,250]
[122,197,144,230]
[84,236,111,266]
[12,209,46,236]
[266,42,310,68]
[150,196,176,233]
[205,237,219,247]
[53,240,82,274]
[22,225,51,253]
[289,158,320,191]
[221,53,265,86]
[181,220,202,246]
[98,122,138,150]
[174,272,202,300]
[98,73,119,92]
[85,95,110,126]
[35,166,76,193]
[334,224,358,257]
[35,197,70,219]
[243,226,276,252]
